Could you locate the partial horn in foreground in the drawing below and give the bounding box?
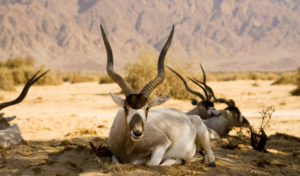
[0,70,49,110]
[100,25,134,96]
[140,25,175,98]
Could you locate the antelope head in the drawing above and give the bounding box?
[192,69,250,127]
[101,25,174,141]
[218,99,250,127]
[167,65,218,118]
[0,70,49,130]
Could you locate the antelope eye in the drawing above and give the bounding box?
[145,107,150,117]
[124,106,128,113]
[191,99,198,106]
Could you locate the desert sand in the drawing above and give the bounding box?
[0,80,299,175]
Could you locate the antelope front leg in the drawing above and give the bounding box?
[148,139,171,166]
[189,115,216,167]
[197,124,216,167]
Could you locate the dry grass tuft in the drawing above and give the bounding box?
[99,74,114,84]
[291,67,300,96]
[61,72,100,84]
[0,57,62,90]
[236,106,275,152]
[271,72,297,85]
[0,57,108,90]
[125,51,198,99]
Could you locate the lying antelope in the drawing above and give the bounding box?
[167,66,219,119]
[0,70,48,147]
[101,25,215,166]
[168,65,249,138]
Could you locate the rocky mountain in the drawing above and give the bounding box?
[0,0,300,72]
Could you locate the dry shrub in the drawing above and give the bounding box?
[0,57,106,89]
[0,57,63,90]
[250,106,274,152]
[99,74,113,84]
[207,71,291,82]
[125,51,198,99]
[0,68,15,91]
[34,66,63,85]
[62,72,100,84]
[271,71,297,85]
[291,66,300,96]
[236,106,274,152]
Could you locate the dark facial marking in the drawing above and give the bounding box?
[202,100,214,110]
[225,106,241,117]
[125,94,148,109]
[129,114,144,132]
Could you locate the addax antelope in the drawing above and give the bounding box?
[168,65,249,138]
[100,25,215,167]
[0,70,48,147]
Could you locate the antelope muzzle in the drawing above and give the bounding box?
[129,114,144,140]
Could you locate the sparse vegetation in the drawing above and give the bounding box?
[208,71,294,82]
[291,67,300,96]
[0,57,62,90]
[271,71,297,85]
[99,74,113,84]
[61,72,100,84]
[125,51,197,99]
[0,57,108,90]
[236,106,274,152]
[124,51,297,99]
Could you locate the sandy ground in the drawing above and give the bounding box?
[0,80,300,175]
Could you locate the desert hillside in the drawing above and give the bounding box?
[1,0,300,72]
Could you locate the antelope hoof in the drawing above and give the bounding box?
[208,162,216,167]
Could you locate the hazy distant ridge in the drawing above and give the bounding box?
[0,0,300,71]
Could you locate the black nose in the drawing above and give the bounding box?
[133,130,142,137]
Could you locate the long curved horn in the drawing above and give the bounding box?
[193,78,214,99]
[100,25,134,96]
[194,64,236,107]
[167,66,206,100]
[0,70,49,110]
[192,64,214,99]
[215,98,236,107]
[192,78,235,106]
[188,77,210,100]
[140,25,174,98]
[200,64,206,85]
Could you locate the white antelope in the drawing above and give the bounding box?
[0,70,48,147]
[168,65,249,138]
[100,25,216,167]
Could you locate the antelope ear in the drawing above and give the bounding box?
[5,116,16,122]
[148,94,171,107]
[109,92,125,107]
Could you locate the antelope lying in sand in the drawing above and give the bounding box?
[0,70,48,147]
[101,25,215,166]
[168,65,249,139]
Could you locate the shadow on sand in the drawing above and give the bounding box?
[0,133,300,175]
